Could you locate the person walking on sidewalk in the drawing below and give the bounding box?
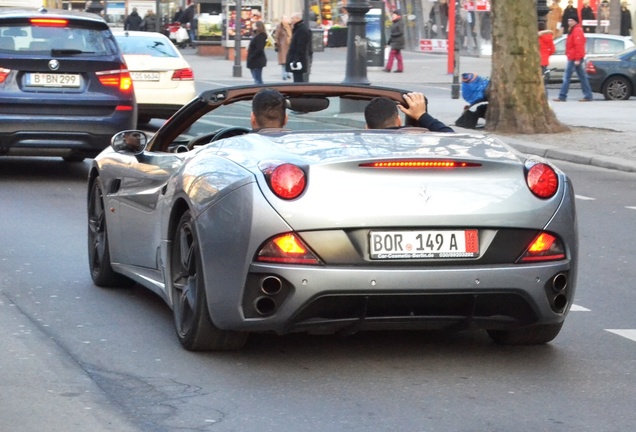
[247,21,267,85]
[275,16,292,80]
[554,16,593,102]
[538,21,555,97]
[123,8,142,31]
[286,12,312,82]
[384,10,405,73]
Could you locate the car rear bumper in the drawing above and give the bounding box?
[0,113,135,157]
[214,261,575,335]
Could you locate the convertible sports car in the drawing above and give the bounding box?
[88,84,578,351]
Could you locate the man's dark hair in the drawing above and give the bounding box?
[365,97,399,129]
[252,88,286,128]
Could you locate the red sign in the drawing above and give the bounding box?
[463,0,491,12]
[420,39,449,53]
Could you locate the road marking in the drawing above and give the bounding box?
[570,304,590,311]
[626,206,636,210]
[575,195,596,200]
[606,329,636,342]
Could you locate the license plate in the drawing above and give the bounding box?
[130,71,160,81]
[369,229,479,260]
[26,73,81,88]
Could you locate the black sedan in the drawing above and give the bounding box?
[586,47,636,101]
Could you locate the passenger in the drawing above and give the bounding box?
[365,92,454,132]
[251,88,288,131]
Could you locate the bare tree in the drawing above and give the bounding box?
[486,0,569,134]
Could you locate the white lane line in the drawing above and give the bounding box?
[575,195,596,200]
[606,329,636,342]
[626,206,636,210]
[570,304,591,312]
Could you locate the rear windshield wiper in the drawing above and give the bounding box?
[51,49,95,56]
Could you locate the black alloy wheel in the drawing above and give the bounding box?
[87,177,134,287]
[170,210,248,351]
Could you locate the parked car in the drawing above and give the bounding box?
[88,84,578,351]
[0,8,136,162]
[113,30,196,124]
[547,33,634,82]
[586,46,636,100]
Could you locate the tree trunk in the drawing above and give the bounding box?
[486,0,569,134]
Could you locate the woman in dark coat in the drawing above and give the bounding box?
[247,21,267,85]
[285,12,312,82]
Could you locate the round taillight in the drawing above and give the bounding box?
[269,163,306,199]
[527,163,558,198]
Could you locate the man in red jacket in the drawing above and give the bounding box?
[554,16,593,102]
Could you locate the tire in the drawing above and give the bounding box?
[487,322,563,345]
[170,210,248,351]
[87,177,134,287]
[602,76,632,101]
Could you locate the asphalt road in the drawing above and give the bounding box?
[1,155,636,432]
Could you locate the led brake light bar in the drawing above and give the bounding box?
[360,160,481,169]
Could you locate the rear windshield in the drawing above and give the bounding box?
[0,24,118,55]
[115,34,179,58]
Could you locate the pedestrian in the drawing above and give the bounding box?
[286,12,312,83]
[547,0,563,37]
[384,9,405,73]
[275,16,292,80]
[180,1,196,45]
[364,93,454,132]
[141,10,159,32]
[123,8,142,31]
[538,21,555,96]
[172,6,184,23]
[247,21,267,85]
[251,88,288,131]
[599,0,610,34]
[620,1,633,37]
[561,0,578,34]
[581,1,595,33]
[554,16,593,102]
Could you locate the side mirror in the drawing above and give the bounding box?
[111,130,148,155]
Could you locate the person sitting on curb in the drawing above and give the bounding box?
[365,92,454,132]
[251,88,288,131]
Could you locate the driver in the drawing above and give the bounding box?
[251,88,288,131]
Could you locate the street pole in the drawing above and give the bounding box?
[342,0,370,85]
[233,0,242,78]
[536,0,549,25]
[303,0,310,23]
[450,0,460,99]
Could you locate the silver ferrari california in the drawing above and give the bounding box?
[88,84,578,351]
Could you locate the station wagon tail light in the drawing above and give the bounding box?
[518,232,566,263]
[30,18,68,27]
[256,233,321,265]
[526,162,558,198]
[260,162,306,200]
[0,68,10,84]
[585,61,596,74]
[360,160,481,169]
[96,68,134,93]
[172,68,194,80]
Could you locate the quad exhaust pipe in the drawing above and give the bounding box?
[252,276,284,316]
[551,273,568,312]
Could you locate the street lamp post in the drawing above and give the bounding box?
[342,0,370,85]
[537,0,550,25]
[233,0,242,78]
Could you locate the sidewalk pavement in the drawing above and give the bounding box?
[181,46,636,173]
